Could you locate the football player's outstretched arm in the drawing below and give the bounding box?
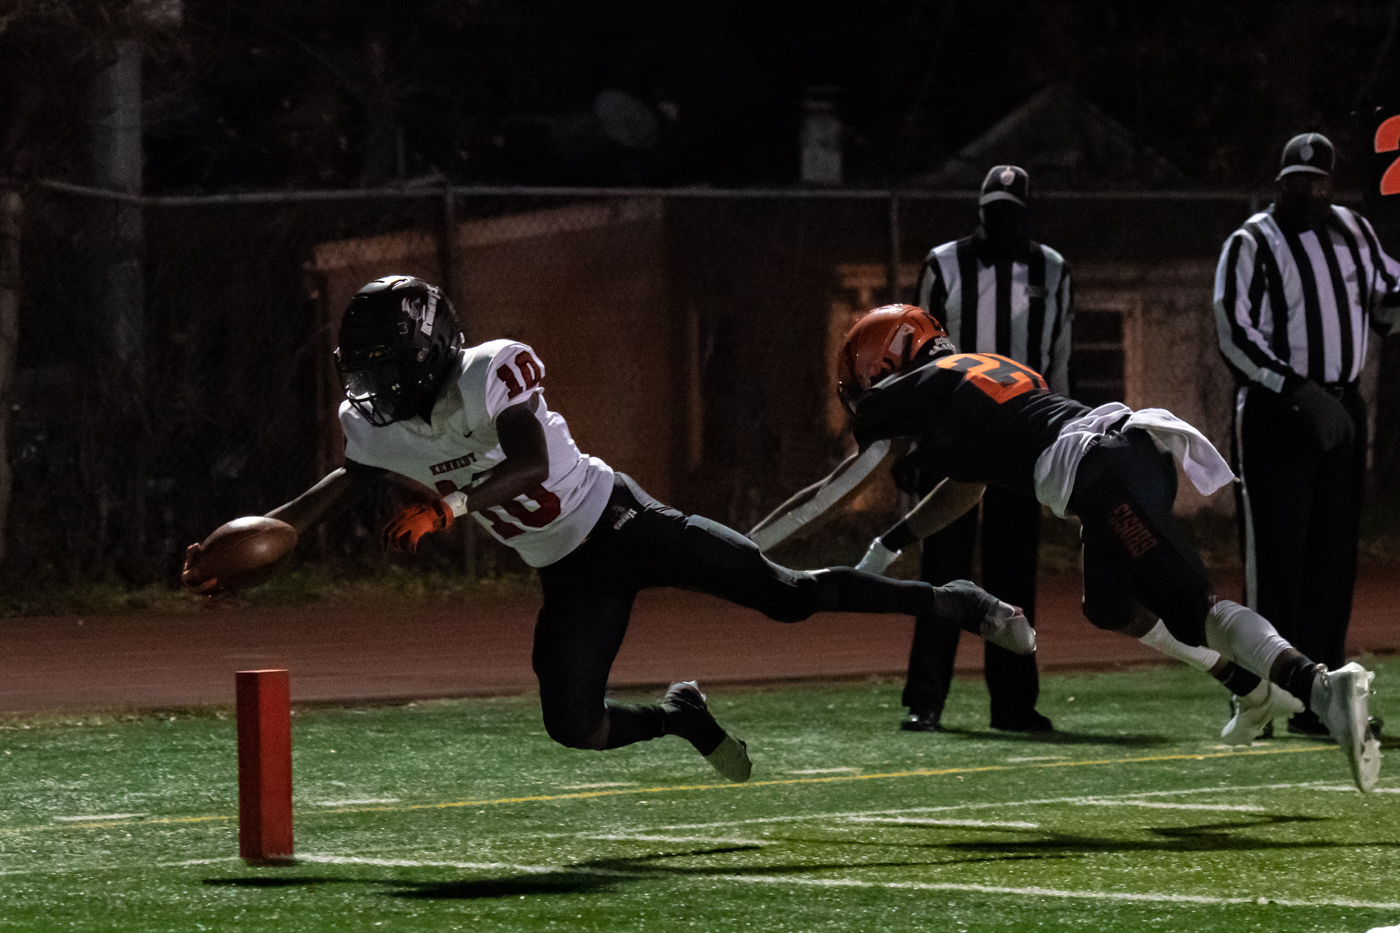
[748,439,893,551]
[855,478,986,574]
[380,395,549,553]
[181,458,386,595]
[268,458,385,537]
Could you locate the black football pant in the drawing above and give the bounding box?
[902,485,1041,725]
[1069,429,1214,646]
[1232,385,1366,669]
[532,473,944,751]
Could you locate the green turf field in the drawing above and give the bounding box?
[2,661,1398,932]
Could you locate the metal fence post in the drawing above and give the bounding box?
[439,185,476,579]
[0,189,20,566]
[888,192,902,305]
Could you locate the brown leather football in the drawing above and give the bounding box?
[189,516,297,592]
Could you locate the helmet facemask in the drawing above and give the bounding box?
[836,305,951,414]
[335,276,464,427]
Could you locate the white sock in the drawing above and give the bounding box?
[1204,599,1291,680]
[1138,619,1221,671]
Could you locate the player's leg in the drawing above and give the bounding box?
[1075,431,1377,788]
[901,508,977,731]
[979,487,1049,732]
[1080,512,1297,744]
[532,548,650,750]
[530,494,748,780]
[618,473,1029,652]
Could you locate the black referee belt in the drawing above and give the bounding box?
[1317,382,1358,399]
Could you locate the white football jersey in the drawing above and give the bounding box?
[340,339,614,567]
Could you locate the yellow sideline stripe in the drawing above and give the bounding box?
[0,743,1335,836]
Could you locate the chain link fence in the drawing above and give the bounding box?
[6,182,1393,585]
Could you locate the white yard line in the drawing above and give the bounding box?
[295,853,1400,911]
[51,813,144,822]
[598,780,1335,835]
[1071,801,1265,811]
[313,799,401,806]
[843,817,1041,829]
[586,834,767,846]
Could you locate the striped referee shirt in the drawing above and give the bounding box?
[1213,205,1400,392]
[917,237,1073,395]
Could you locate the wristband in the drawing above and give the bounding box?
[443,491,469,518]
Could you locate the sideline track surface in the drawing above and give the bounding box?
[2,568,1398,713]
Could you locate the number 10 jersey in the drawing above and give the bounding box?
[340,339,614,567]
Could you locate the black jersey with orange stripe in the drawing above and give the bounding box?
[851,352,1090,495]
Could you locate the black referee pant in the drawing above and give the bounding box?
[1233,384,1367,670]
[902,484,1041,725]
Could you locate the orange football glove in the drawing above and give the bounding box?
[382,499,455,553]
[181,542,224,596]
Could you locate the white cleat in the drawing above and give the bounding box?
[980,601,1036,655]
[1222,682,1303,746]
[703,735,752,783]
[1311,662,1382,793]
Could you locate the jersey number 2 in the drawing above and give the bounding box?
[435,478,561,539]
[1378,115,1400,197]
[935,353,1047,404]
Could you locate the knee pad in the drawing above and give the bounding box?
[1204,599,1291,680]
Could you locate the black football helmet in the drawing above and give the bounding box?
[335,275,464,426]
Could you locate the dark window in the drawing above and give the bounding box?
[1071,309,1125,408]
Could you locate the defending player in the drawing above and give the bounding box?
[182,276,1032,783]
[750,304,1380,793]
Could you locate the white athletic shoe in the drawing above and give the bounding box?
[704,735,752,784]
[1221,682,1303,746]
[662,681,752,783]
[980,601,1036,655]
[1311,662,1382,793]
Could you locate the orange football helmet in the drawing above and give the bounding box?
[836,304,950,411]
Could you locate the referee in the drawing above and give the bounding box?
[896,165,1071,733]
[1214,132,1400,735]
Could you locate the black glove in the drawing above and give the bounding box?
[1284,381,1354,454]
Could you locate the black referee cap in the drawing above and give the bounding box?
[979,165,1030,207]
[1277,133,1335,180]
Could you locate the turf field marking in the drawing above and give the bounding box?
[561,782,637,789]
[52,813,143,822]
[843,817,1041,829]
[1071,801,1265,811]
[0,748,1337,837]
[788,767,860,774]
[1317,785,1398,793]
[616,780,1335,833]
[1007,755,1067,762]
[587,834,767,846]
[314,798,400,806]
[295,854,1400,911]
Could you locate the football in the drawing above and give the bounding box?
[189,516,298,592]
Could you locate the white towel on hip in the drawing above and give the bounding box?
[1033,402,1235,519]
